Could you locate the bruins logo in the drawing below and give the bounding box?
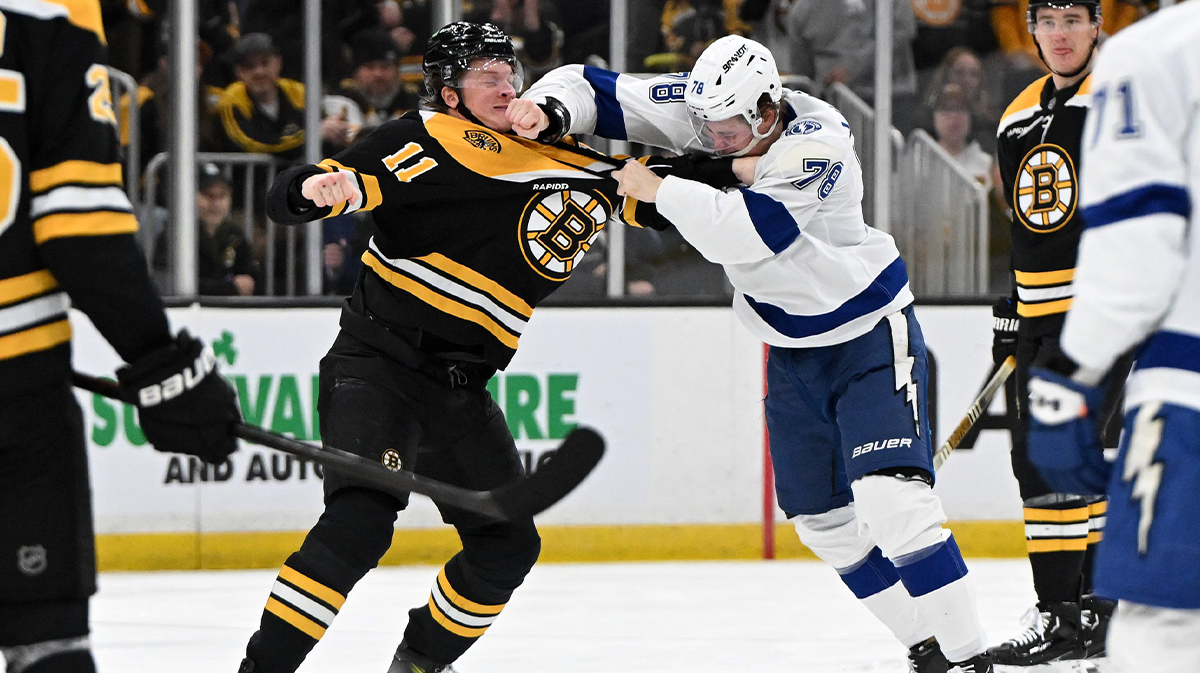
[381,449,403,472]
[911,0,961,26]
[1014,143,1077,233]
[464,129,502,153]
[519,189,610,281]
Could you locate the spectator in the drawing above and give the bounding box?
[929,84,993,187]
[242,0,381,86]
[843,0,920,123]
[909,0,998,72]
[464,0,564,77]
[921,46,1001,151]
[784,0,859,90]
[156,164,260,296]
[645,3,726,71]
[329,28,417,137]
[215,33,308,160]
[321,213,372,296]
[554,0,611,65]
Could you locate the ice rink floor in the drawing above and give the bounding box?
[66,559,1102,672]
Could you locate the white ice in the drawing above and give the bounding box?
[15,559,1102,672]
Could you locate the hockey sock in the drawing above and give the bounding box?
[402,519,540,664]
[1081,496,1107,596]
[893,535,986,663]
[837,546,931,647]
[242,489,398,673]
[1023,494,1088,604]
[0,637,94,673]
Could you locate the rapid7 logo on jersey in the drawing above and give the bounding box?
[792,159,843,200]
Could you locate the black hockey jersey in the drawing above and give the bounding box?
[269,110,655,369]
[996,73,1092,333]
[0,0,171,398]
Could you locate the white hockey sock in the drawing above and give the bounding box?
[894,537,986,662]
[859,581,932,648]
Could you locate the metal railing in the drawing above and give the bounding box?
[143,152,286,295]
[825,83,905,230]
[108,67,140,204]
[894,130,991,295]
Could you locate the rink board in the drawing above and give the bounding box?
[71,305,1026,569]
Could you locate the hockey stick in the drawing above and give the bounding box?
[932,355,1016,471]
[72,371,605,521]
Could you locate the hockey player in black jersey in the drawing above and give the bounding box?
[990,0,1126,664]
[234,22,733,673]
[0,3,243,672]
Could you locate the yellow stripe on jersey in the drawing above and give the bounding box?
[277,565,346,610]
[29,161,123,193]
[999,75,1050,131]
[423,113,607,181]
[33,211,137,244]
[362,253,520,349]
[436,567,505,615]
[40,0,107,44]
[264,597,326,640]
[1027,538,1088,553]
[1015,268,1075,286]
[1023,506,1090,522]
[0,319,71,359]
[1088,531,1103,544]
[1089,500,1107,516]
[1017,298,1072,318]
[317,158,383,212]
[0,269,58,306]
[416,253,533,318]
[427,596,490,637]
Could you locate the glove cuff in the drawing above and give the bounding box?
[535,98,571,144]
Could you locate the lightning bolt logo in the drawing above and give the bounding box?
[1123,402,1165,556]
[886,313,920,436]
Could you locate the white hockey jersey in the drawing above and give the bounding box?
[1061,2,1200,411]
[524,66,913,348]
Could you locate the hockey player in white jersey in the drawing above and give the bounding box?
[511,36,993,673]
[1025,3,1200,672]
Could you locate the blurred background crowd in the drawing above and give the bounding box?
[106,0,1173,301]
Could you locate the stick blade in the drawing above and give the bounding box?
[492,427,605,519]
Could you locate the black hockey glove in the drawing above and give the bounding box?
[643,154,741,189]
[992,296,1020,366]
[117,331,242,464]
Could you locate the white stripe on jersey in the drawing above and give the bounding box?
[1018,284,1074,302]
[0,292,69,334]
[0,0,70,20]
[30,186,132,219]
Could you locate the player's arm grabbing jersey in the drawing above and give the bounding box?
[525,67,913,348]
[996,74,1093,329]
[267,110,647,368]
[1061,3,1200,408]
[0,0,171,397]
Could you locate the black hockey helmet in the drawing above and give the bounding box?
[422,21,520,107]
[1026,0,1101,28]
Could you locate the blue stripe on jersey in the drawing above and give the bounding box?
[740,188,800,253]
[1082,183,1191,229]
[582,66,627,141]
[744,256,908,339]
[1135,330,1200,374]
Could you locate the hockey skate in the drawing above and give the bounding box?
[908,638,950,673]
[387,640,457,673]
[1079,595,1115,659]
[947,652,994,672]
[987,602,1082,666]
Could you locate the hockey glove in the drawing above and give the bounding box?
[992,296,1019,367]
[1027,366,1110,495]
[643,154,740,189]
[117,331,242,464]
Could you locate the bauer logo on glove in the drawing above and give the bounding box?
[135,345,217,407]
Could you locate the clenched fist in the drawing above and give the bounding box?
[506,98,549,139]
[301,172,361,209]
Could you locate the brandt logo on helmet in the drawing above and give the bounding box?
[17,545,47,576]
[721,44,748,72]
[464,130,502,153]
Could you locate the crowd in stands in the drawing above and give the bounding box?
[105,0,1171,299]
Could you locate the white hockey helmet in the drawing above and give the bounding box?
[685,35,783,157]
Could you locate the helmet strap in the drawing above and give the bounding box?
[726,104,781,158]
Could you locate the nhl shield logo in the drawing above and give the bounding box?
[381,449,403,472]
[464,129,502,153]
[17,545,47,576]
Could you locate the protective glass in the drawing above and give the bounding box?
[447,57,525,93]
[1029,15,1095,34]
[688,111,756,157]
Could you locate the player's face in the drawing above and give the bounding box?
[456,59,520,132]
[693,108,776,157]
[1031,6,1098,74]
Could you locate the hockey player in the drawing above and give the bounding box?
[0,2,243,672]
[513,36,994,673]
[1025,3,1200,670]
[233,21,714,673]
[991,0,1125,663]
